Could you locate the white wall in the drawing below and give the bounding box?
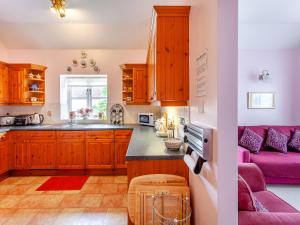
[189,0,238,225]
[2,49,160,123]
[238,49,299,125]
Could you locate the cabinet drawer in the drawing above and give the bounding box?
[115,130,133,139]
[86,130,114,139]
[25,131,56,140]
[57,131,85,139]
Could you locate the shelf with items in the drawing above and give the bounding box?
[120,64,148,105]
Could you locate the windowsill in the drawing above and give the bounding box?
[61,119,108,124]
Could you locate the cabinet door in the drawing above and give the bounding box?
[133,67,148,103]
[57,139,85,169]
[115,139,130,169]
[0,63,9,104]
[0,139,9,174]
[9,67,25,103]
[86,139,114,169]
[27,140,56,169]
[11,141,27,170]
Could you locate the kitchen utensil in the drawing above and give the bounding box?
[0,115,15,126]
[31,113,44,125]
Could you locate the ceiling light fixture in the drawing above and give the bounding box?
[50,0,66,18]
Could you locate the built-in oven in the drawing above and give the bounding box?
[138,113,155,126]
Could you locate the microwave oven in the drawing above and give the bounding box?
[138,113,155,126]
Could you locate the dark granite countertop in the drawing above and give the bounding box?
[0,124,185,161]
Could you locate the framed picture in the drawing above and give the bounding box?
[247,92,275,109]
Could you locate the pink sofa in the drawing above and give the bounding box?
[239,163,300,225]
[238,126,300,184]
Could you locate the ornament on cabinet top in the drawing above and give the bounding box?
[66,51,100,74]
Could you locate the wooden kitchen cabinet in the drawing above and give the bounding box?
[86,139,115,169]
[0,134,9,174]
[11,134,28,170]
[147,6,190,106]
[121,64,148,105]
[57,139,85,169]
[114,130,132,169]
[0,61,9,104]
[8,64,47,105]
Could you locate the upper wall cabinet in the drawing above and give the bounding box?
[0,61,9,105]
[121,64,148,105]
[147,6,190,106]
[8,64,47,105]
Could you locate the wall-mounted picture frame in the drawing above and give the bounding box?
[247,92,275,109]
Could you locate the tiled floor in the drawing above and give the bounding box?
[0,176,128,225]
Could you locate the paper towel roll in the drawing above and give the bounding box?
[184,154,199,175]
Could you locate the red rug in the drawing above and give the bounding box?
[36,176,88,191]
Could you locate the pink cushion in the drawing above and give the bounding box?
[265,128,288,153]
[289,130,300,152]
[250,151,300,179]
[238,175,256,211]
[239,128,264,153]
[254,191,298,213]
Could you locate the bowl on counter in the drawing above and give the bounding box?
[163,138,183,151]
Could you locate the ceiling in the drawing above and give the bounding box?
[1,0,299,50]
[239,0,300,50]
[0,0,188,49]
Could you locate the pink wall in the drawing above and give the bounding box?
[238,49,299,125]
[1,49,160,123]
[0,41,7,61]
[189,0,238,225]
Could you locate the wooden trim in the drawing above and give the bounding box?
[10,169,127,176]
[0,171,10,182]
[120,64,147,69]
[154,6,191,16]
[7,64,47,71]
[160,101,188,106]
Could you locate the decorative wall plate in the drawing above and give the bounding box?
[81,60,87,68]
[72,59,78,67]
[67,66,72,72]
[94,66,100,73]
[89,59,96,67]
[81,51,87,59]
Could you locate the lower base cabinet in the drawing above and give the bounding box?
[0,136,9,174]
[86,139,115,169]
[57,139,85,169]
[27,140,56,169]
[6,130,132,174]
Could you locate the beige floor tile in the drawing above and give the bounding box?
[61,190,81,195]
[15,177,39,185]
[114,176,128,184]
[86,176,100,184]
[104,208,128,225]
[0,208,16,224]
[53,208,85,225]
[82,208,107,225]
[0,195,24,208]
[31,176,50,184]
[8,184,32,195]
[4,209,39,225]
[42,191,63,195]
[97,176,115,184]
[102,194,125,208]
[0,185,15,195]
[0,177,20,185]
[79,194,103,208]
[59,194,82,208]
[17,195,64,209]
[24,184,45,195]
[80,183,102,194]
[100,183,118,194]
[118,184,128,194]
[28,208,61,225]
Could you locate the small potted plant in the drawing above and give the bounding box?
[77,108,93,120]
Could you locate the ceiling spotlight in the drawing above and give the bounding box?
[50,0,66,18]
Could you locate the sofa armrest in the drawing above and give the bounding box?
[239,212,300,225]
[238,146,250,163]
[238,163,266,192]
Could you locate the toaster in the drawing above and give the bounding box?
[0,116,15,126]
[13,115,33,126]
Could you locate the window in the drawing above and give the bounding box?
[60,75,108,120]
